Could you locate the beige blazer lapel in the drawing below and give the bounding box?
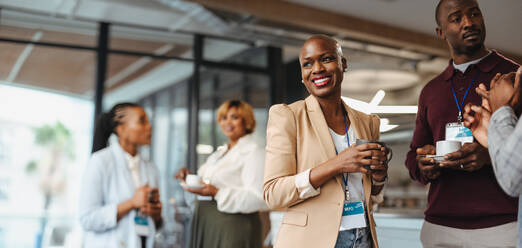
[305,96,346,188]
[305,96,337,160]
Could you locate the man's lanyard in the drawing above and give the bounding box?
[338,112,350,201]
[450,72,480,123]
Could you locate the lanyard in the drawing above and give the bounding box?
[450,72,479,123]
[335,112,350,201]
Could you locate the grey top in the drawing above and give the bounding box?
[488,106,522,247]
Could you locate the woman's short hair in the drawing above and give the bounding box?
[216,100,256,134]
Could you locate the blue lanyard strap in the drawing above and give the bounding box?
[341,113,350,187]
[450,72,480,121]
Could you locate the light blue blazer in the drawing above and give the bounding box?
[79,142,160,248]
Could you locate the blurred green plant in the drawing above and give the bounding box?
[25,160,37,174]
[34,122,75,159]
[26,121,75,248]
[25,122,75,173]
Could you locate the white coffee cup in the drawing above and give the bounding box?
[436,140,462,156]
[185,174,202,187]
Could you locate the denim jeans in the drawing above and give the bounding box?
[334,227,372,248]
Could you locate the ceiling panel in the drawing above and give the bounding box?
[0,23,193,96]
[14,46,95,95]
[0,42,25,80]
[0,24,36,40]
[106,44,191,92]
[39,30,96,47]
[110,37,166,53]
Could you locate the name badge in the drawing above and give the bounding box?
[342,201,364,216]
[340,201,367,230]
[134,215,149,236]
[445,122,473,144]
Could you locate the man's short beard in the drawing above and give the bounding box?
[456,43,484,56]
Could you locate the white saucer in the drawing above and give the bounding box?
[425,155,445,163]
[180,181,204,190]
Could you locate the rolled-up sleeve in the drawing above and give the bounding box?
[79,154,118,232]
[295,168,321,199]
[488,106,522,197]
[264,105,306,210]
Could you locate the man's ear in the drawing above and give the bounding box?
[436,27,445,40]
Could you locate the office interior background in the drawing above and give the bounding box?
[0,0,520,247]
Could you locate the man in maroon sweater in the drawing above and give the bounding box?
[406,0,519,246]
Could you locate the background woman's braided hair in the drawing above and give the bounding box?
[91,102,140,153]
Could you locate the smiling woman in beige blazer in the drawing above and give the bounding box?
[264,35,389,248]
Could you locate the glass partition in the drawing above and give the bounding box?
[0,10,279,248]
[197,66,270,168]
[0,84,93,248]
[0,33,95,247]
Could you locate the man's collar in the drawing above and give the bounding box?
[442,50,501,81]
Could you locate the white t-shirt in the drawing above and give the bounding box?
[124,152,142,188]
[453,51,491,73]
[328,126,367,230]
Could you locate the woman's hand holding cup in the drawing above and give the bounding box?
[354,140,390,182]
[184,183,219,197]
[185,174,203,187]
[131,185,151,209]
[336,143,385,175]
[175,168,191,181]
[139,188,162,220]
[369,147,389,182]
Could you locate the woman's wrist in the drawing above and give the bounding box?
[117,199,135,221]
[371,177,386,195]
[309,160,338,189]
[333,156,349,175]
[127,197,137,209]
[372,175,387,185]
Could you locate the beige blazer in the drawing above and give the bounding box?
[264,95,381,248]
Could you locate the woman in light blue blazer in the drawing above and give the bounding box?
[79,103,162,248]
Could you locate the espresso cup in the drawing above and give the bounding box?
[355,139,393,169]
[436,140,462,156]
[185,174,202,187]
